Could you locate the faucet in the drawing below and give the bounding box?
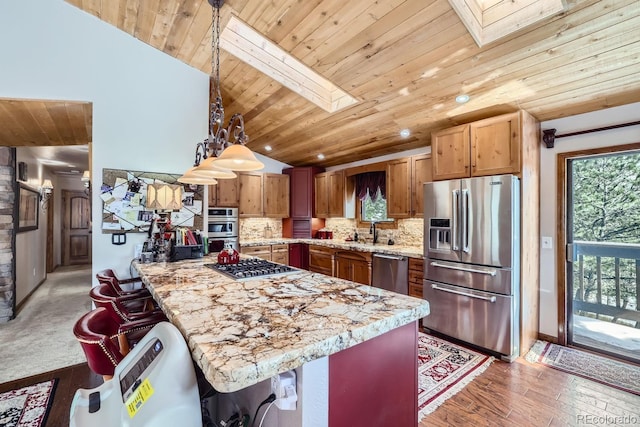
[369,221,379,244]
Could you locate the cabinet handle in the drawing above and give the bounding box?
[430,261,496,276]
[431,284,496,302]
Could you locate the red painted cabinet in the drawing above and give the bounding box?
[283,167,325,238]
[289,243,309,270]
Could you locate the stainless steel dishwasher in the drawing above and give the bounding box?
[371,253,409,295]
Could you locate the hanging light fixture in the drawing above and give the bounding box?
[181,0,264,184]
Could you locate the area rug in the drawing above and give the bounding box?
[0,379,57,427]
[525,340,640,396]
[418,333,494,420]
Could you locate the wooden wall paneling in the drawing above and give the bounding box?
[518,110,540,356]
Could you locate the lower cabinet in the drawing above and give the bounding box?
[309,245,334,276]
[271,244,289,265]
[241,244,289,264]
[240,245,271,261]
[408,257,424,298]
[289,243,309,269]
[335,251,372,285]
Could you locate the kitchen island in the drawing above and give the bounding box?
[135,256,429,426]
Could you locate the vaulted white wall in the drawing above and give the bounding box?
[0,0,208,281]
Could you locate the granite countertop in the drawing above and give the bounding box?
[240,238,423,259]
[134,257,429,393]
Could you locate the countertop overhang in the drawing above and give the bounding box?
[134,257,429,393]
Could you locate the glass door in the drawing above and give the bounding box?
[566,150,640,363]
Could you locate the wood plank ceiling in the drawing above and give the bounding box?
[0,98,92,146]
[64,0,640,167]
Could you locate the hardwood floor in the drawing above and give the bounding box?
[2,356,639,426]
[420,357,640,427]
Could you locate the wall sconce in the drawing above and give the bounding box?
[81,170,90,190]
[146,183,183,211]
[40,179,53,210]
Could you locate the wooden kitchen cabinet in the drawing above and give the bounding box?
[271,244,289,265]
[264,173,290,218]
[408,257,424,299]
[314,170,354,218]
[386,154,432,218]
[431,111,522,181]
[208,176,239,207]
[241,245,271,261]
[239,172,289,218]
[309,245,334,276]
[314,173,329,217]
[239,172,263,217]
[335,250,372,285]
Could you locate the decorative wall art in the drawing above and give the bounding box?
[101,168,204,234]
[18,184,39,232]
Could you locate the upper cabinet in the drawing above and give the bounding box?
[208,176,239,207]
[238,172,289,218]
[314,170,355,218]
[431,111,522,181]
[386,154,432,218]
[264,173,290,218]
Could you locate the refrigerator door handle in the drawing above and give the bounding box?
[431,283,497,302]
[430,261,497,276]
[462,188,470,253]
[452,190,460,251]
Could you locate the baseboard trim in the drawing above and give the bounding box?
[538,332,558,344]
[15,276,47,313]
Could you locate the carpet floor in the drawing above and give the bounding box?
[0,266,91,384]
[526,340,640,396]
[417,332,493,421]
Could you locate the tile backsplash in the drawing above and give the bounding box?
[240,218,283,239]
[325,218,423,247]
[239,217,423,247]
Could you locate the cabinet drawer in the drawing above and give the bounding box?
[271,244,288,252]
[309,245,334,275]
[272,251,289,265]
[241,245,271,255]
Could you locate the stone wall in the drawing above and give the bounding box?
[0,148,15,323]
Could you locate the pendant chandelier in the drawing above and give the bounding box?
[179,0,263,185]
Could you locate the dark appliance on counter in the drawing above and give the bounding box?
[423,174,520,361]
[205,259,296,280]
[170,244,203,262]
[207,207,239,252]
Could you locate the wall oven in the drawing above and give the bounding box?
[208,208,239,252]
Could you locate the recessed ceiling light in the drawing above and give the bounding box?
[317,154,325,160]
[400,129,410,138]
[265,145,272,152]
[455,94,470,104]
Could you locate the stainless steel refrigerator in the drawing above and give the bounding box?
[423,174,520,361]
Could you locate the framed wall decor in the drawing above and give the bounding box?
[18,184,39,232]
[101,168,204,234]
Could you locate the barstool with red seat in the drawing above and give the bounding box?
[96,269,148,296]
[73,307,163,381]
[89,283,165,324]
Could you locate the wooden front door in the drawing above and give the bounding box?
[62,190,91,265]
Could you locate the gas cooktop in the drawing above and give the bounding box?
[205,259,296,280]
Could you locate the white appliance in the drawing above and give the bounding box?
[70,322,202,427]
[423,174,520,361]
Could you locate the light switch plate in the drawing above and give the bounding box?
[541,236,553,249]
